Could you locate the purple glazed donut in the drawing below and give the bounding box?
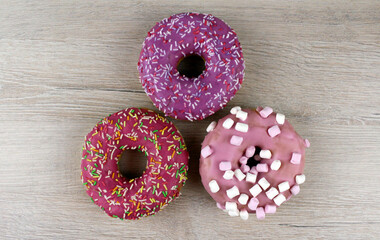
[138,12,245,121]
[199,106,310,220]
[81,108,189,220]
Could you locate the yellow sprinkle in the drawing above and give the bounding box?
[164,185,167,190]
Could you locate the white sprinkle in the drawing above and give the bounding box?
[236,110,248,121]
[223,170,234,180]
[238,194,249,205]
[235,122,249,132]
[278,181,290,192]
[226,186,240,199]
[273,194,286,206]
[240,210,249,220]
[258,177,270,190]
[222,118,234,129]
[249,184,262,197]
[206,121,217,132]
[225,201,237,211]
[276,113,285,125]
[234,169,246,181]
[296,174,306,184]
[208,180,220,193]
[230,106,241,114]
[245,172,257,183]
[266,187,279,200]
[270,160,281,171]
[259,150,272,159]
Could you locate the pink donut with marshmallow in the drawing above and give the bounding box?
[199,106,310,220]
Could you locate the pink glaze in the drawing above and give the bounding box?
[199,107,308,219]
[81,108,189,220]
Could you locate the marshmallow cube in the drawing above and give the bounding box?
[208,180,220,193]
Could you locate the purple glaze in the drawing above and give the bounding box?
[138,12,245,121]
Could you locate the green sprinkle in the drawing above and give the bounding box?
[102,207,105,211]
[152,186,156,194]
[153,130,158,133]
[83,182,87,185]
[98,192,102,196]
[179,165,185,171]
[113,215,118,218]
[87,141,91,144]
[93,181,97,186]
[84,167,87,171]
[116,123,121,129]
[171,131,175,134]
[144,136,147,140]
[162,191,167,197]
[178,151,182,154]
[167,165,173,170]
[175,170,179,178]
[139,122,143,127]
[131,109,134,113]
[84,155,87,159]
[94,163,98,168]
[90,197,94,203]
[87,150,91,154]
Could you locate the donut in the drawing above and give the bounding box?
[138,12,245,121]
[199,106,310,220]
[81,108,189,220]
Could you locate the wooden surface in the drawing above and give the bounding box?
[1,1,380,239]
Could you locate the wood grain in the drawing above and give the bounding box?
[1,1,380,239]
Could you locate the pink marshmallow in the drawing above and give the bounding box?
[290,153,301,164]
[245,146,256,157]
[239,156,248,165]
[259,107,273,118]
[304,139,311,148]
[256,163,268,172]
[240,164,250,173]
[256,207,266,220]
[265,205,277,214]
[201,145,213,158]
[216,202,225,210]
[219,161,231,171]
[249,167,258,175]
[230,135,243,146]
[248,198,259,210]
[290,185,300,195]
[268,125,281,137]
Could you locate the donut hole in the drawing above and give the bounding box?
[246,147,262,168]
[177,54,206,78]
[118,150,147,179]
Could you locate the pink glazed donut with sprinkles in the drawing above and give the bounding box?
[199,106,310,220]
[81,108,188,220]
[138,12,245,121]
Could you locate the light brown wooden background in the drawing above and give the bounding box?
[1,1,379,239]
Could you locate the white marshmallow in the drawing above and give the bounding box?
[226,186,240,199]
[278,181,290,192]
[258,177,270,190]
[238,194,249,205]
[276,113,285,125]
[223,170,234,180]
[225,201,238,211]
[249,184,262,197]
[245,172,257,183]
[259,150,272,159]
[265,187,279,200]
[240,210,249,220]
[222,118,234,129]
[228,209,240,217]
[270,160,281,171]
[296,174,306,184]
[230,106,241,115]
[206,121,217,132]
[236,110,248,121]
[234,169,246,181]
[235,122,249,132]
[273,194,286,206]
[208,180,220,193]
